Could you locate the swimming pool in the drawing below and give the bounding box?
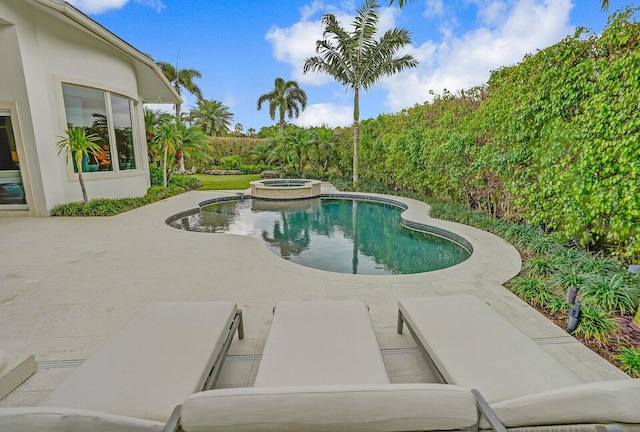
[168,197,471,275]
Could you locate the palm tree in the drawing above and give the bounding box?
[156,61,203,120]
[257,77,308,137]
[56,126,103,205]
[310,126,337,175]
[175,122,209,171]
[152,120,180,187]
[283,127,313,174]
[190,99,234,136]
[303,0,417,188]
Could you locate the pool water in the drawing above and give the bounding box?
[169,198,471,275]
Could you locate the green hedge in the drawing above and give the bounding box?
[50,175,202,216]
[348,7,640,261]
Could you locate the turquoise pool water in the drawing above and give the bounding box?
[169,198,471,275]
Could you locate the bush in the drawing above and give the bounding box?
[614,347,640,378]
[50,176,201,216]
[170,175,202,190]
[260,170,282,179]
[149,164,163,186]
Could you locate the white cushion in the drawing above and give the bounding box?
[41,302,238,422]
[255,301,389,387]
[484,379,640,428]
[181,384,479,432]
[0,407,164,432]
[399,295,583,403]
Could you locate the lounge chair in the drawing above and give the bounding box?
[0,302,243,431]
[177,300,481,431]
[397,295,640,430]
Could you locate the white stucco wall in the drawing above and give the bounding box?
[0,0,153,215]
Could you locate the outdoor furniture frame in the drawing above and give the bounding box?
[39,302,243,422]
[397,295,640,430]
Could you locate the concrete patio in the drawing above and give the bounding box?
[0,188,628,407]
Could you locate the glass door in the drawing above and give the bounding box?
[0,112,27,207]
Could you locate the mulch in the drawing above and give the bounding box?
[533,304,639,374]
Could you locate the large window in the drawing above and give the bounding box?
[61,84,137,172]
[0,113,26,205]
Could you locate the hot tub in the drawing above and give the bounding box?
[250,179,322,200]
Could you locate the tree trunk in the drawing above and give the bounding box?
[353,86,360,189]
[279,108,285,137]
[163,145,169,187]
[78,167,89,206]
[75,153,89,205]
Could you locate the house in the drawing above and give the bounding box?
[0,0,180,216]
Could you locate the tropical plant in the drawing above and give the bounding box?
[575,307,618,343]
[310,126,338,175]
[522,256,556,278]
[190,99,234,136]
[303,0,417,188]
[156,61,203,119]
[152,120,180,187]
[174,122,209,172]
[56,126,103,206]
[507,276,554,308]
[614,347,640,378]
[283,127,314,174]
[579,274,640,314]
[257,77,307,137]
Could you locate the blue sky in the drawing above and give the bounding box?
[69,0,630,132]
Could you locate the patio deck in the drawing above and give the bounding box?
[0,188,627,407]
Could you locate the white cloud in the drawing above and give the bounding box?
[67,0,165,14]
[423,0,444,18]
[295,103,352,128]
[265,3,398,85]
[265,19,327,84]
[67,0,129,14]
[135,0,165,13]
[266,0,574,116]
[380,0,574,110]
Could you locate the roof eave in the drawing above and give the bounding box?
[32,0,182,105]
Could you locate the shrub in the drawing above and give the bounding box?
[579,274,640,314]
[149,164,163,186]
[260,170,282,179]
[170,175,202,191]
[507,276,554,308]
[50,177,201,217]
[614,347,640,378]
[522,256,556,278]
[203,169,242,175]
[575,307,619,343]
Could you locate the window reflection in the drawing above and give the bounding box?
[61,84,136,173]
[111,94,136,170]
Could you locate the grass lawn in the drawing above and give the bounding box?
[193,174,261,190]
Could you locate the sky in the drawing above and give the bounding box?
[69,0,632,132]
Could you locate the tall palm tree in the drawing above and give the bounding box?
[156,61,203,120]
[257,77,308,137]
[56,126,103,205]
[303,0,417,188]
[152,120,180,187]
[190,99,234,136]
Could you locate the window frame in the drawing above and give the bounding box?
[55,77,143,181]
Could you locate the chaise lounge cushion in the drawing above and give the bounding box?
[40,302,239,422]
[254,300,389,387]
[180,384,479,432]
[0,407,164,432]
[398,295,583,403]
[482,379,640,428]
